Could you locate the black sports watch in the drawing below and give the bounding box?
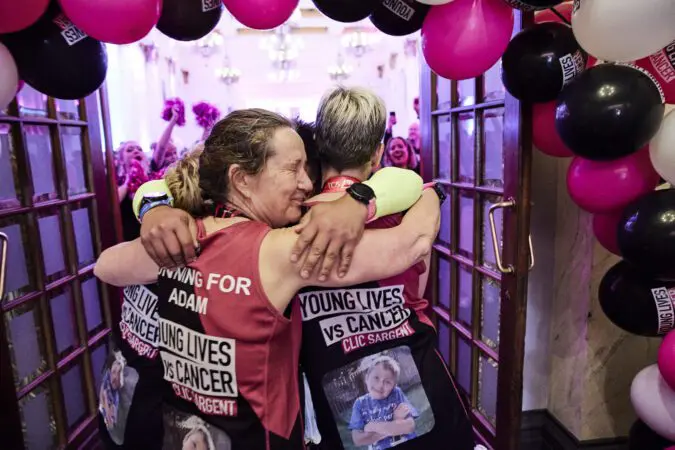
[346,183,376,205]
[430,182,447,205]
[138,192,173,222]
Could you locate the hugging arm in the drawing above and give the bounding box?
[130,167,423,275]
[261,188,440,307]
[352,429,386,446]
[94,239,160,286]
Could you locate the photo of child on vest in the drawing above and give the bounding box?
[162,407,232,450]
[322,346,435,450]
[98,349,139,445]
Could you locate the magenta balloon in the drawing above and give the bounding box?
[225,0,298,30]
[659,331,675,392]
[0,0,50,33]
[422,0,514,80]
[567,148,660,213]
[533,101,574,157]
[592,212,622,255]
[58,0,162,44]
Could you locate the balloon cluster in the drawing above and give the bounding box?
[0,0,299,104]
[161,97,186,127]
[192,101,221,130]
[486,2,675,446]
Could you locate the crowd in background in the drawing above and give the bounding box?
[113,95,423,242]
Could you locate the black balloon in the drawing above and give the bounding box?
[502,0,564,10]
[501,23,586,103]
[599,260,675,337]
[555,64,665,161]
[157,0,222,41]
[311,0,379,23]
[369,0,430,37]
[618,189,675,280]
[629,420,675,450]
[0,5,107,100]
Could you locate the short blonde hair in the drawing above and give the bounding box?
[315,86,386,171]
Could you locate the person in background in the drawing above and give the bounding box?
[115,107,182,241]
[151,105,181,172]
[408,122,420,155]
[382,136,419,173]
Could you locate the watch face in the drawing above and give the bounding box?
[143,192,169,201]
[349,183,375,200]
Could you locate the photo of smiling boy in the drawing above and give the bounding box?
[349,355,419,449]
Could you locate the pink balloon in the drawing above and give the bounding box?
[636,40,675,104]
[58,0,161,45]
[422,0,514,80]
[533,101,574,157]
[567,148,660,214]
[0,0,49,34]
[224,0,298,30]
[592,212,622,255]
[659,331,675,391]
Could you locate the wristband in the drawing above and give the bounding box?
[139,199,173,222]
[363,167,423,220]
[366,199,377,223]
[423,182,447,204]
[132,179,172,219]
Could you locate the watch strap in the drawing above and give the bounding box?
[366,199,377,223]
[346,182,375,205]
[423,182,447,204]
[138,199,173,223]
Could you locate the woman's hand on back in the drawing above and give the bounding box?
[140,206,197,269]
[291,195,368,280]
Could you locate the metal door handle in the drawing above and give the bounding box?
[487,200,534,274]
[0,232,7,300]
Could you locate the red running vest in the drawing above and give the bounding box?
[156,220,304,450]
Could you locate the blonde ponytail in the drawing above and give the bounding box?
[164,147,205,215]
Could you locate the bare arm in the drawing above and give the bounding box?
[260,189,440,311]
[94,239,159,286]
[365,419,415,436]
[152,107,178,168]
[352,430,386,446]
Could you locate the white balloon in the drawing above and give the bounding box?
[650,109,675,184]
[630,364,675,441]
[0,43,18,111]
[417,0,453,4]
[572,0,675,62]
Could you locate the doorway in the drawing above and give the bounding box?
[0,85,117,448]
[419,12,533,450]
